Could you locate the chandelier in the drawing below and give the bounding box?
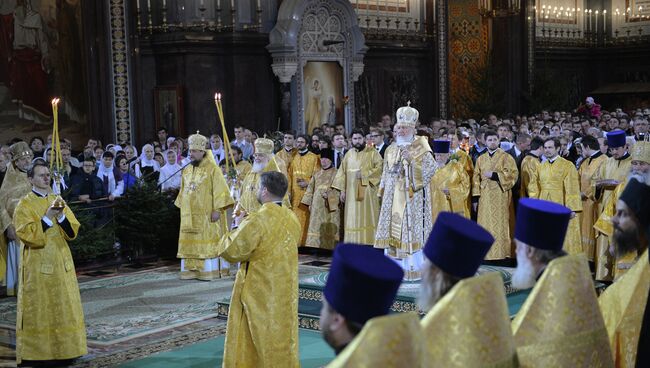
[479,0,521,18]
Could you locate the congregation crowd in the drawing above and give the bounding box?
[2,95,649,367]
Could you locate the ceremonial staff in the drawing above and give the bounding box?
[214,93,241,203]
[49,98,66,210]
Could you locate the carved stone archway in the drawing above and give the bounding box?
[267,0,367,134]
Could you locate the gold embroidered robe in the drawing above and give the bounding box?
[421,273,517,367]
[591,155,633,280]
[234,160,252,187]
[276,147,297,171]
[512,255,614,367]
[454,149,474,215]
[218,202,301,368]
[429,159,470,222]
[331,146,383,245]
[14,192,86,363]
[579,153,608,260]
[174,156,234,277]
[593,179,639,280]
[0,164,32,295]
[301,167,339,249]
[527,157,583,254]
[472,149,518,259]
[327,313,422,367]
[237,157,290,214]
[288,151,320,244]
[519,154,541,198]
[599,250,649,368]
[375,137,436,256]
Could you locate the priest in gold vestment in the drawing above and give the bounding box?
[594,140,649,280]
[419,213,516,367]
[276,131,297,170]
[301,149,339,249]
[429,140,470,221]
[218,172,301,368]
[237,138,290,215]
[331,129,383,245]
[0,141,33,295]
[472,130,519,259]
[518,136,543,199]
[288,135,320,244]
[14,163,86,364]
[578,135,608,260]
[527,138,583,254]
[375,103,437,280]
[174,132,234,280]
[598,177,650,367]
[592,130,632,280]
[511,199,613,365]
[319,243,404,360]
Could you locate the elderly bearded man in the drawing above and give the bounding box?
[237,137,290,216]
[374,103,437,280]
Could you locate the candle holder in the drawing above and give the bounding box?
[217,7,223,29]
[137,7,142,33]
[162,5,168,32]
[257,4,263,30]
[231,7,236,31]
[199,4,207,24]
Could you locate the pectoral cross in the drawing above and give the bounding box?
[189,182,197,192]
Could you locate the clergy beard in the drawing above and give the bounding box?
[613,222,641,257]
[512,253,537,290]
[191,157,203,167]
[395,135,414,146]
[352,142,365,151]
[252,161,267,173]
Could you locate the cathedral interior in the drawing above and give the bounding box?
[0,0,649,366]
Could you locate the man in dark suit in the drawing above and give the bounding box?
[506,133,531,166]
[370,126,387,158]
[332,133,347,169]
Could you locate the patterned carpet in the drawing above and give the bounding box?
[0,259,329,367]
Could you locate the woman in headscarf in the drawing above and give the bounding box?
[158,149,182,193]
[135,143,160,184]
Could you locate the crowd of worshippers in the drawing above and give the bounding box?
[3,95,650,367]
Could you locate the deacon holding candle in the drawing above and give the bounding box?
[14,160,87,365]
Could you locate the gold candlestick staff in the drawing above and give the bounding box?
[49,98,66,210]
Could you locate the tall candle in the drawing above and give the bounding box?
[603,10,607,34]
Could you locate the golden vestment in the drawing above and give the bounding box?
[276,147,297,170]
[275,154,289,177]
[218,202,301,368]
[519,154,541,198]
[235,160,252,186]
[327,313,422,368]
[429,159,470,222]
[288,151,320,244]
[237,157,290,214]
[301,167,339,249]
[592,155,632,281]
[14,192,86,363]
[472,149,518,259]
[0,164,32,295]
[174,155,234,279]
[375,138,436,274]
[593,179,642,280]
[579,152,608,260]
[454,148,474,179]
[331,146,383,245]
[527,157,583,254]
[512,254,614,367]
[421,272,517,367]
[599,250,649,368]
